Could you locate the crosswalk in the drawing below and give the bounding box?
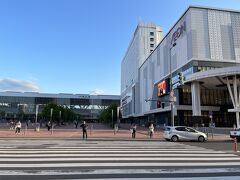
[0,141,240,179]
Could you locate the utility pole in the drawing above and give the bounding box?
[50,108,53,135]
[112,109,114,128]
[169,42,176,126]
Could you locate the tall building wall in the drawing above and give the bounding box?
[121,22,163,117]
[138,7,240,115]
[121,6,240,118]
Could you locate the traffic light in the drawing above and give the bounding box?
[161,102,165,109]
[178,72,185,84]
[157,101,165,109]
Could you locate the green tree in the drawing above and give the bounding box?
[17,109,25,121]
[0,111,5,120]
[41,103,78,124]
[99,104,118,127]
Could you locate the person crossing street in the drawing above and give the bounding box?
[80,121,88,139]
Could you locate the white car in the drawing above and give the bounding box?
[164,126,207,142]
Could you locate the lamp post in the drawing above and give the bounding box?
[170,42,176,126]
[59,110,61,123]
[112,109,113,128]
[35,104,39,132]
[35,104,39,125]
[50,108,53,135]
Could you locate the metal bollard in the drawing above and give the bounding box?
[24,125,27,136]
[51,124,53,135]
[234,137,238,152]
[90,125,93,135]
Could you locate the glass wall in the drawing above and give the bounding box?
[0,95,120,122]
[179,86,234,127]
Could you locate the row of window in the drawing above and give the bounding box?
[181,87,232,106]
[197,66,216,72]
[183,110,235,127]
[150,32,154,53]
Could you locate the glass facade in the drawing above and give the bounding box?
[178,86,234,127]
[0,93,120,122]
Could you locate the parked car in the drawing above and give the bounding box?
[164,126,207,142]
[230,128,240,142]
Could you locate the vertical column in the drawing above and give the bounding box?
[191,81,201,116]
[227,75,240,129]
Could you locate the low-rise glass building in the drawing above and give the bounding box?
[0,91,120,122]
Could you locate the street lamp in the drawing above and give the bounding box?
[35,104,39,131]
[112,109,114,128]
[50,108,53,135]
[35,104,39,125]
[59,110,61,123]
[170,42,176,126]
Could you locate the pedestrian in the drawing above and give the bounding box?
[47,121,51,131]
[15,120,21,134]
[74,120,79,129]
[132,124,137,138]
[80,121,88,139]
[10,120,14,130]
[149,123,154,138]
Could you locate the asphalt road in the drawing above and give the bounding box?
[0,140,239,179]
[180,141,240,154]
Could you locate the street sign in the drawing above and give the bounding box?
[209,123,215,128]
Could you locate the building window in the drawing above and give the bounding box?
[150,38,154,41]
[150,44,154,48]
[150,50,153,53]
[150,32,154,36]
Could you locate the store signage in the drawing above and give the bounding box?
[157,80,167,97]
[171,21,186,44]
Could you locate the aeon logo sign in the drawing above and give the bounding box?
[171,21,186,44]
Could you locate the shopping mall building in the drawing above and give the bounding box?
[0,91,120,122]
[121,6,240,128]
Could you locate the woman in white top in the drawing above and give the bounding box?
[15,120,21,134]
[149,123,154,138]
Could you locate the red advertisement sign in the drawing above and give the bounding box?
[157,80,166,96]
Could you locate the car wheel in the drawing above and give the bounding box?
[198,136,205,142]
[171,135,178,142]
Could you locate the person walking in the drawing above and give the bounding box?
[15,120,21,134]
[131,124,137,138]
[74,120,79,129]
[149,123,154,138]
[80,121,88,139]
[10,120,14,130]
[47,121,51,131]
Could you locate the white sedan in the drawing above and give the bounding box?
[164,126,208,142]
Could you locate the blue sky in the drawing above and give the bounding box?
[0,0,240,95]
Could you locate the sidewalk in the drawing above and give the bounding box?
[0,128,232,141]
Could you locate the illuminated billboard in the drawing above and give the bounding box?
[157,80,166,96]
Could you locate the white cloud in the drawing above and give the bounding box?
[89,89,105,95]
[0,78,40,92]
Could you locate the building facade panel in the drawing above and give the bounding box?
[190,8,210,59]
[231,13,240,62]
[121,6,240,127]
